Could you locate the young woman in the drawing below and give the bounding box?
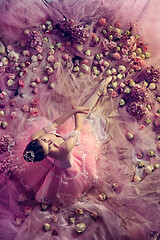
[8,79,109,205]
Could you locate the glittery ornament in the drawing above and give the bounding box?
[2,57,9,65]
[7,79,14,87]
[22,105,30,112]
[90,211,99,220]
[18,80,25,88]
[75,208,84,215]
[52,229,59,236]
[127,102,147,120]
[26,30,43,48]
[75,223,86,233]
[15,217,23,226]
[69,217,75,224]
[131,85,149,102]
[31,98,39,106]
[1,121,8,129]
[98,193,107,201]
[10,111,17,119]
[0,135,13,153]
[43,223,50,231]
[144,165,154,174]
[0,110,4,117]
[126,132,134,141]
[0,91,7,99]
[9,99,16,106]
[41,204,48,211]
[145,66,160,83]
[98,17,106,26]
[51,205,59,213]
[30,108,38,116]
[18,193,27,202]
[24,206,32,215]
[133,175,141,183]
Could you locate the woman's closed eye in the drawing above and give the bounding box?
[41,138,53,145]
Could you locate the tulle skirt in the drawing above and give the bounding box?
[1,116,102,205]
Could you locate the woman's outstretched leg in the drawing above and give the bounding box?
[82,76,112,109]
[75,76,112,131]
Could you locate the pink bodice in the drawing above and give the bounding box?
[42,123,80,168]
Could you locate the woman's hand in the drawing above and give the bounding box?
[74,106,90,114]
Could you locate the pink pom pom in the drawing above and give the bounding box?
[15,217,23,226]
[24,206,32,216]
[30,108,38,116]
[33,87,38,94]
[9,99,16,106]
[35,77,41,83]
[0,91,7,99]
[62,53,69,61]
[98,18,106,26]
[18,80,25,88]
[31,98,39,106]
[10,111,17,119]
[8,73,15,79]
[22,105,30,112]
[18,193,27,202]
[112,52,121,60]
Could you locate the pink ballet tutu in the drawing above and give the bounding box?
[4,116,100,205]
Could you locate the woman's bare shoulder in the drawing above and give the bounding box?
[31,130,46,140]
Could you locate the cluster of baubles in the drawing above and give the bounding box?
[13,191,107,235]
[1,16,160,183]
[0,16,154,130]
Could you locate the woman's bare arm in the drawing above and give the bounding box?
[31,109,77,140]
[47,137,77,160]
[51,107,90,128]
[31,130,46,140]
[51,109,76,128]
[59,137,77,156]
[31,107,89,140]
[58,110,89,156]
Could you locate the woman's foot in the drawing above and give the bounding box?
[98,76,112,96]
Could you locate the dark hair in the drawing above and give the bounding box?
[23,139,47,162]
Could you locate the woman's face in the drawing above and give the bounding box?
[38,138,51,156]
